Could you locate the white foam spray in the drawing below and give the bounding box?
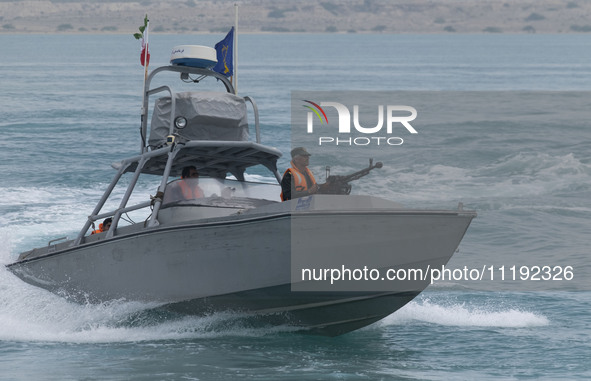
[379,297,549,328]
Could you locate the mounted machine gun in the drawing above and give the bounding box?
[322,159,383,195]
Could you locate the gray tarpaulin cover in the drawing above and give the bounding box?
[148,91,249,148]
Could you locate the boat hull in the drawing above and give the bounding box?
[162,285,420,336]
[7,196,475,335]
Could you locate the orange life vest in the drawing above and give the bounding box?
[178,179,204,199]
[280,162,317,201]
[91,223,104,235]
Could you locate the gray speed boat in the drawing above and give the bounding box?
[6,45,476,336]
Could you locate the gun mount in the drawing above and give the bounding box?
[322,159,383,195]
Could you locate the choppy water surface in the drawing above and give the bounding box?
[1,33,590,380]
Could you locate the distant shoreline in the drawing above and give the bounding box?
[1,31,588,36]
[2,0,591,35]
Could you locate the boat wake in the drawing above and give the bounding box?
[0,244,296,343]
[379,295,549,328]
[0,280,297,343]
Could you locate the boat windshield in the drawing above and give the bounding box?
[162,177,281,206]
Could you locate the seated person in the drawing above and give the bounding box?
[91,217,112,235]
[163,166,204,204]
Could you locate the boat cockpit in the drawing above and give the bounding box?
[69,47,283,247]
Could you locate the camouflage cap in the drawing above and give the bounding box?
[291,147,311,158]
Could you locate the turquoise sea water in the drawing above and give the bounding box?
[1,33,590,380]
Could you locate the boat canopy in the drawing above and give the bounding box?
[116,141,281,181]
[123,64,282,181]
[148,91,250,149]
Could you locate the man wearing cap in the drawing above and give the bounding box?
[280,147,325,201]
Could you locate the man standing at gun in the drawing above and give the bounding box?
[280,147,383,201]
[280,147,327,201]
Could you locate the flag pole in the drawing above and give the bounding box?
[143,18,150,84]
[140,16,149,153]
[234,3,238,94]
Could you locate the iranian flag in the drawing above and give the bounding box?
[133,15,150,67]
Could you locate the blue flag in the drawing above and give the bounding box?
[213,27,234,77]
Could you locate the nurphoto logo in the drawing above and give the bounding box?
[302,99,418,147]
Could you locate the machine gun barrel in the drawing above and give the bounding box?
[323,159,383,195]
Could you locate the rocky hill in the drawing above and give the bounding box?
[1,0,591,34]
